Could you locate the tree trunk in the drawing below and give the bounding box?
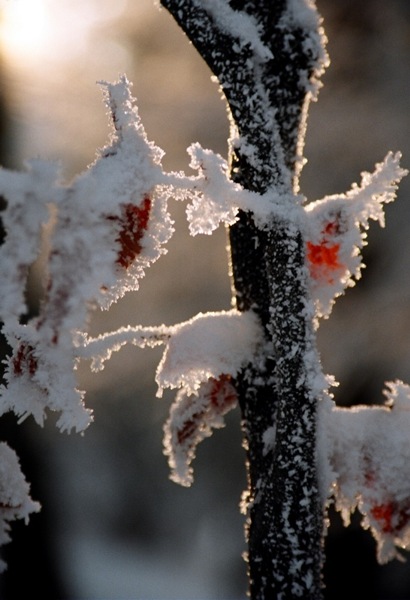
[160,1,327,597]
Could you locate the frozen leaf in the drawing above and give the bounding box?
[0,443,40,571]
[304,152,407,318]
[156,309,263,396]
[202,0,273,62]
[163,374,238,486]
[0,160,60,323]
[0,75,173,432]
[320,381,410,563]
[108,197,152,269]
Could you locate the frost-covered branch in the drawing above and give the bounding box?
[0,76,173,433]
[161,0,328,191]
[160,2,407,599]
[0,2,408,597]
[158,2,329,597]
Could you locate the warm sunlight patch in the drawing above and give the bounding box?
[1,0,49,63]
[0,0,127,66]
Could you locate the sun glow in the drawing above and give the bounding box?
[1,0,50,64]
[0,0,127,67]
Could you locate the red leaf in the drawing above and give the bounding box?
[371,500,410,534]
[176,375,237,446]
[108,196,151,269]
[208,374,237,409]
[307,241,341,269]
[306,219,343,282]
[12,343,38,377]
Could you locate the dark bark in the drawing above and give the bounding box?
[160,1,326,597]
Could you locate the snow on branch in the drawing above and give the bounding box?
[278,0,329,97]
[155,309,263,396]
[181,143,274,235]
[78,325,171,372]
[201,0,273,62]
[179,142,304,235]
[183,143,242,235]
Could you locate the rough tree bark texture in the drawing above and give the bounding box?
[160,1,326,598]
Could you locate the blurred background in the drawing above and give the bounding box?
[0,0,410,598]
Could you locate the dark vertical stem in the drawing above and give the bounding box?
[160,1,327,597]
